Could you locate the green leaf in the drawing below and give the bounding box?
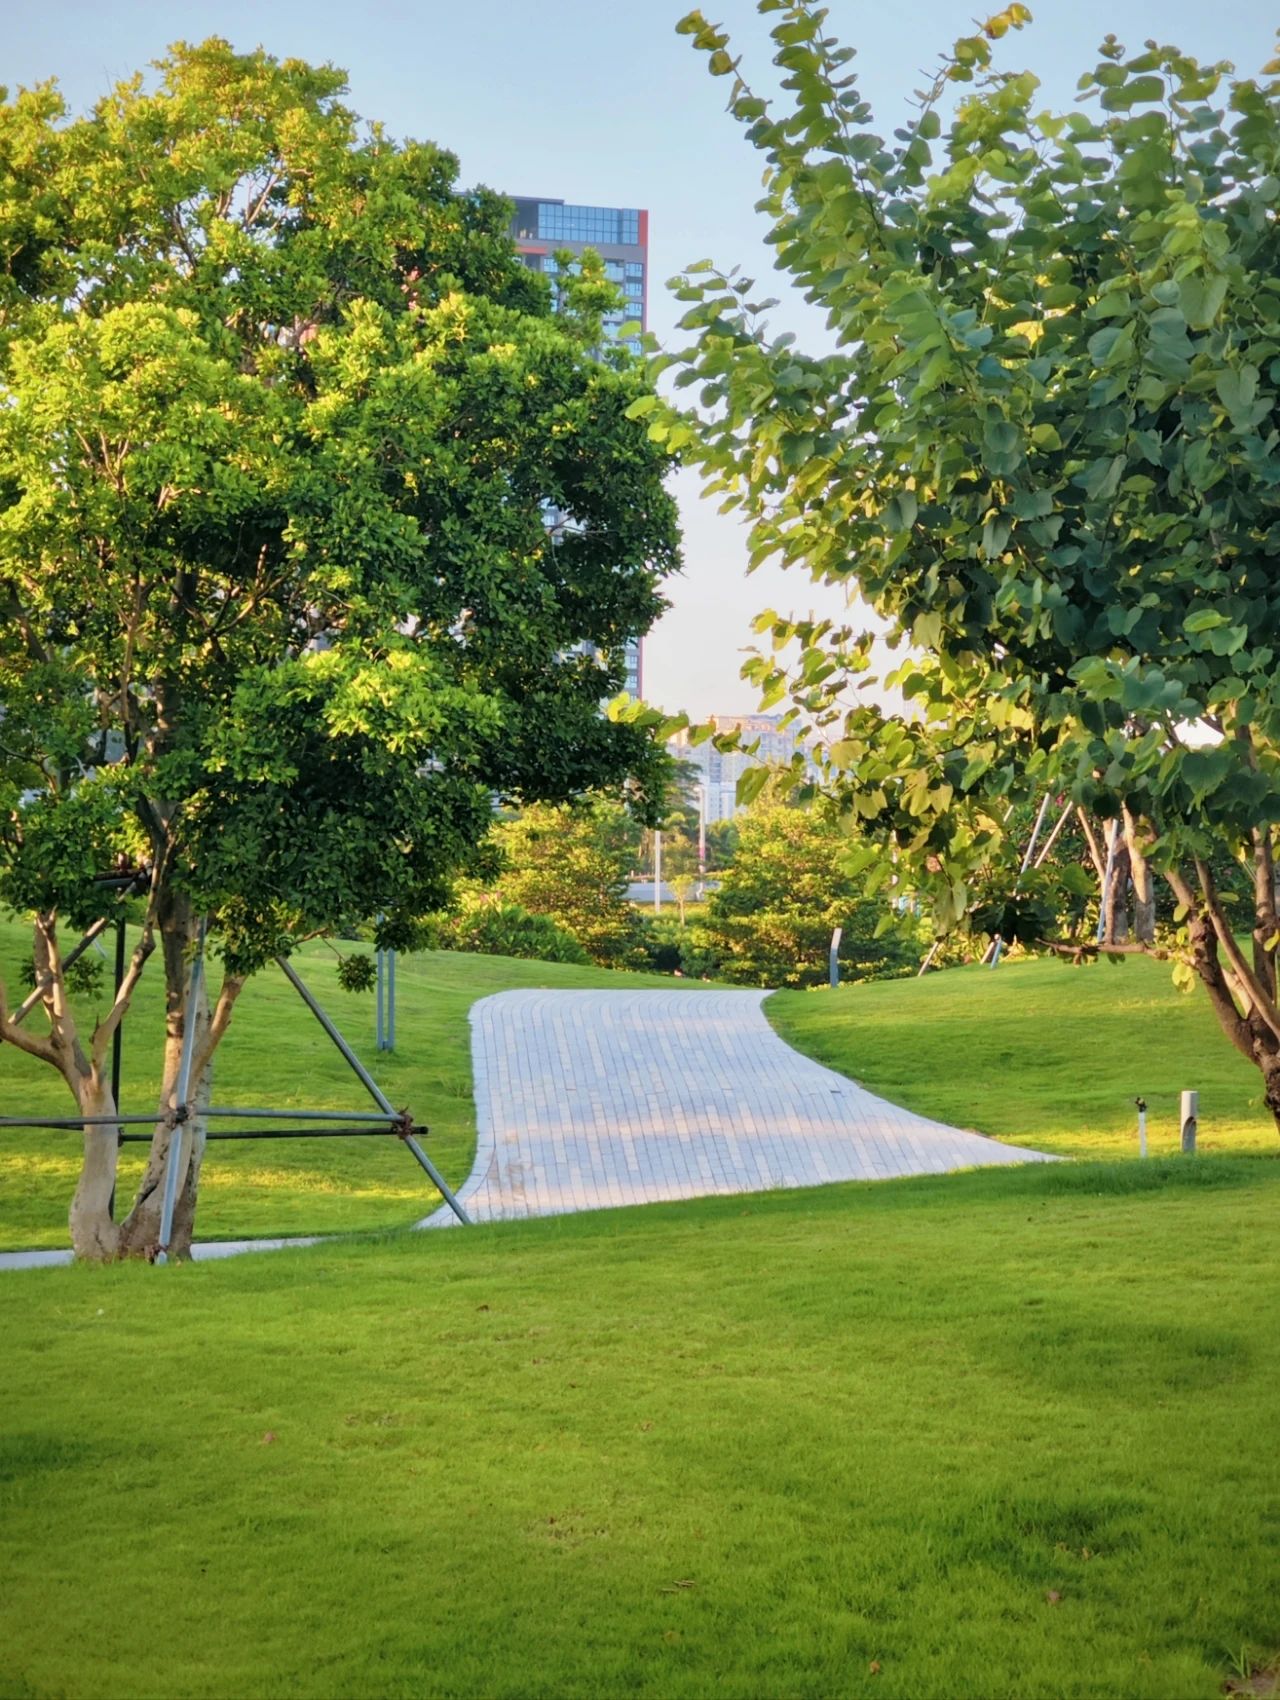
[1184,609,1230,635]
[883,490,918,531]
[1177,273,1228,331]
[736,765,772,808]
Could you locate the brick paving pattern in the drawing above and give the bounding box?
[418,987,1050,1228]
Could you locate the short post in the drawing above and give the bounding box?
[653,829,662,913]
[1134,1096,1148,1159]
[375,948,395,1052]
[829,925,843,989]
[1180,1089,1198,1155]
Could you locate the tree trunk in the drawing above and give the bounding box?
[68,1075,123,1262]
[115,891,210,1259]
[1103,843,1131,945]
[1123,807,1157,948]
[1166,865,1280,1141]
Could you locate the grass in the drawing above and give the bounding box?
[769,953,1280,1159]
[0,917,684,1251]
[2,1158,1279,1699]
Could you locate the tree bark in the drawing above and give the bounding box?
[1123,805,1157,948]
[116,889,208,1259]
[1103,841,1131,945]
[1165,864,1280,1137]
[68,1074,123,1262]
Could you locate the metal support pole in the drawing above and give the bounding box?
[1180,1089,1198,1155]
[387,951,396,1051]
[376,949,385,1052]
[992,794,1055,970]
[155,922,207,1265]
[402,1135,471,1226]
[1095,818,1122,946]
[917,940,941,977]
[1032,798,1077,870]
[276,954,470,1224]
[111,915,126,1119]
[277,954,399,1116]
[653,829,662,913]
[829,925,843,989]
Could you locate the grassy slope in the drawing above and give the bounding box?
[2,1159,1278,1700]
[0,917,684,1250]
[769,954,1279,1158]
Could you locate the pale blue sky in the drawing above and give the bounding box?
[8,2,1276,715]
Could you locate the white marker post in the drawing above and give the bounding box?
[1180,1090,1198,1155]
[1135,1096,1148,1159]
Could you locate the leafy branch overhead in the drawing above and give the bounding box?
[647,4,1280,1128]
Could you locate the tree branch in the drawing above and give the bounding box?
[188,969,247,1088]
[1037,937,1172,962]
[89,923,156,1069]
[1193,857,1280,1044]
[0,980,60,1066]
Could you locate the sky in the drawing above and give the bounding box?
[7,1,1276,718]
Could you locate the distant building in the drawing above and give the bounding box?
[670,715,816,822]
[510,195,648,698]
[510,196,647,355]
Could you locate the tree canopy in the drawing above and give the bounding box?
[646,4,1280,1129]
[0,41,679,1256]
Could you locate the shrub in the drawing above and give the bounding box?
[425,895,589,966]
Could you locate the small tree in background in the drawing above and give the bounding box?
[650,5,1280,1129]
[0,43,679,1259]
[489,799,642,966]
[698,800,921,987]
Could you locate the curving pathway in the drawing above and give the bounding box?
[0,986,1050,1268]
[417,987,1050,1228]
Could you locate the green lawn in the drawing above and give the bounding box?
[2,1159,1278,1700]
[0,918,683,1251]
[769,954,1280,1159]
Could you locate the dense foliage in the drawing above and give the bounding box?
[0,42,679,1255]
[697,801,922,987]
[649,3,1280,1125]
[486,798,643,967]
[424,895,589,966]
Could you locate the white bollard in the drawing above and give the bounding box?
[1180,1089,1198,1154]
[1135,1096,1148,1159]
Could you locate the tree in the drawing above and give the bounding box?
[697,799,921,987]
[647,5,1280,1129]
[0,42,679,1259]
[488,798,642,966]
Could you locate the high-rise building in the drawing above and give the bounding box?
[510,197,648,355]
[670,716,818,822]
[511,197,649,699]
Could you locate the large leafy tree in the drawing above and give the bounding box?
[0,42,679,1258]
[647,4,1280,1131]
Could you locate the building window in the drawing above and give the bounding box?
[536,203,641,246]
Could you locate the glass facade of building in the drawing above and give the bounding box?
[509,196,648,357]
[510,195,649,699]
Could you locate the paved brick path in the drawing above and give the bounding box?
[418,987,1050,1227]
[0,986,1050,1269]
